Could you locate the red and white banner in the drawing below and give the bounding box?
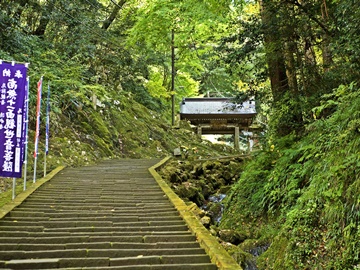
[34,77,42,158]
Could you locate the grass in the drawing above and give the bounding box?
[0,179,33,208]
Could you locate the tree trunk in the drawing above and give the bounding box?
[282,4,298,96]
[102,0,126,30]
[321,1,333,71]
[284,40,298,95]
[12,0,29,20]
[322,34,332,70]
[260,0,307,136]
[259,0,288,103]
[33,0,56,37]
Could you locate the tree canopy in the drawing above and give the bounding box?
[0,0,359,268]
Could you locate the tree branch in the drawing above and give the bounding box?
[284,0,332,36]
[101,0,126,30]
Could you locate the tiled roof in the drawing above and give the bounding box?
[180,98,256,115]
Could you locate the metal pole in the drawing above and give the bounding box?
[44,155,47,177]
[171,29,175,126]
[23,158,28,190]
[33,157,37,183]
[23,77,30,191]
[12,178,16,200]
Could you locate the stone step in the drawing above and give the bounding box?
[62,265,217,270]
[6,210,172,216]
[35,188,161,192]
[9,210,179,218]
[22,196,167,202]
[26,192,166,196]
[2,255,214,269]
[52,182,161,185]
[47,224,189,233]
[0,225,44,232]
[38,181,157,184]
[35,188,160,192]
[0,230,192,238]
[0,234,196,244]
[39,180,158,184]
[21,199,168,204]
[23,194,168,199]
[0,241,201,251]
[22,198,166,202]
[3,215,183,223]
[0,248,206,260]
[38,192,162,195]
[37,196,167,200]
[38,184,160,187]
[110,255,213,267]
[0,220,186,228]
[0,224,189,233]
[39,187,160,190]
[34,185,162,189]
[11,205,175,211]
[16,203,171,209]
[34,182,159,185]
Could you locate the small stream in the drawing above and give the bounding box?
[201,193,227,224]
[200,193,270,270]
[243,244,270,270]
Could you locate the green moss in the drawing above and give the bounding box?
[257,236,288,269]
[224,244,253,269]
[0,180,31,208]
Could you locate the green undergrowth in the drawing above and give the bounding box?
[221,83,360,269]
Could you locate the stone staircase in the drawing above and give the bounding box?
[0,159,218,270]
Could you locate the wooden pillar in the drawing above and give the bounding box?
[198,125,202,138]
[234,126,240,150]
[92,93,97,110]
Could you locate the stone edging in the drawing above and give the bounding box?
[0,166,66,220]
[149,157,242,270]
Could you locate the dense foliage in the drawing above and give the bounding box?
[1,0,359,269]
[218,0,360,269]
[222,84,359,268]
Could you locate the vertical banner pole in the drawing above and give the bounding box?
[33,158,37,183]
[23,77,30,191]
[171,29,175,126]
[43,151,46,177]
[12,178,16,200]
[44,83,50,177]
[33,77,42,183]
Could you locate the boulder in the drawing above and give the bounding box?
[200,216,212,228]
[218,229,248,245]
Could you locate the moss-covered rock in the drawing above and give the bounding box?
[218,229,248,245]
[222,244,254,269]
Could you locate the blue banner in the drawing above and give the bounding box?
[22,77,29,162]
[0,61,28,178]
